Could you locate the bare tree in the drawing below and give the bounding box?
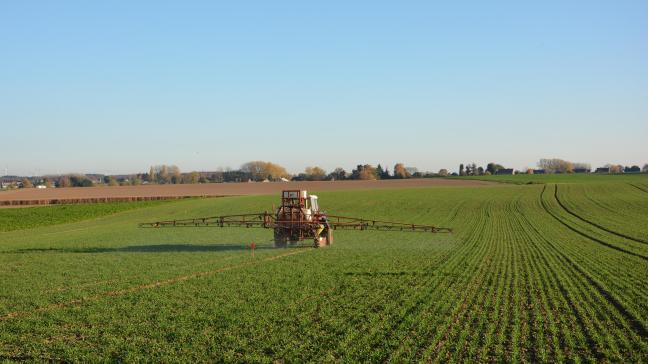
[107,176,119,186]
[58,176,71,188]
[183,171,200,184]
[148,165,181,184]
[393,163,410,179]
[148,166,157,183]
[605,164,624,173]
[304,166,326,181]
[438,169,449,176]
[643,164,648,173]
[350,164,378,180]
[241,161,290,181]
[538,158,574,173]
[358,165,378,180]
[169,165,181,184]
[159,165,170,184]
[21,178,33,188]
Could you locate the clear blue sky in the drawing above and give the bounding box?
[2,1,647,176]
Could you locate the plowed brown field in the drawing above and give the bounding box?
[0,179,490,206]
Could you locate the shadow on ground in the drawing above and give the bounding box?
[9,243,276,254]
[343,271,421,277]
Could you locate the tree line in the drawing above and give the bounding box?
[7,161,448,189]
[294,163,450,181]
[457,159,648,176]
[16,175,97,189]
[6,159,648,189]
[457,162,506,176]
[145,162,447,183]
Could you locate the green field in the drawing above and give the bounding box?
[454,172,648,185]
[0,200,172,233]
[1,177,647,361]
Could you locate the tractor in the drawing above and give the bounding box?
[273,190,332,247]
[140,190,451,248]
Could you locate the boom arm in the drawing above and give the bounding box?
[139,213,274,229]
[325,215,452,233]
[139,212,452,233]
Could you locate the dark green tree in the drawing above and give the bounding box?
[376,164,384,180]
[380,164,390,179]
[486,163,504,175]
[328,168,347,180]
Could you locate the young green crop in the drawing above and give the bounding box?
[0,181,646,361]
[453,172,648,185]
[0,200,172,232]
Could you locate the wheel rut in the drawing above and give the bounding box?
[555,185,647,244]
[539,185,647,261]
[522,193,648,340]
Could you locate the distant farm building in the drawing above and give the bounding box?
[595,167,610,173]
[495,169,515,175]
[533,169,546,174]
[573,168,590,173]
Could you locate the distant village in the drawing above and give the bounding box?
[2,159,647,190]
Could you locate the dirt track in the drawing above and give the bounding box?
[0,179,491,206]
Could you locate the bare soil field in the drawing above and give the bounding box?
[0,179,491,206]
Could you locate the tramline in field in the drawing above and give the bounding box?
[139,190,452,247]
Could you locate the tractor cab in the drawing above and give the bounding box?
[280,190,319,221]
[308,195,319,213]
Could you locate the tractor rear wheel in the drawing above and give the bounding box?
[274,228,288,248]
